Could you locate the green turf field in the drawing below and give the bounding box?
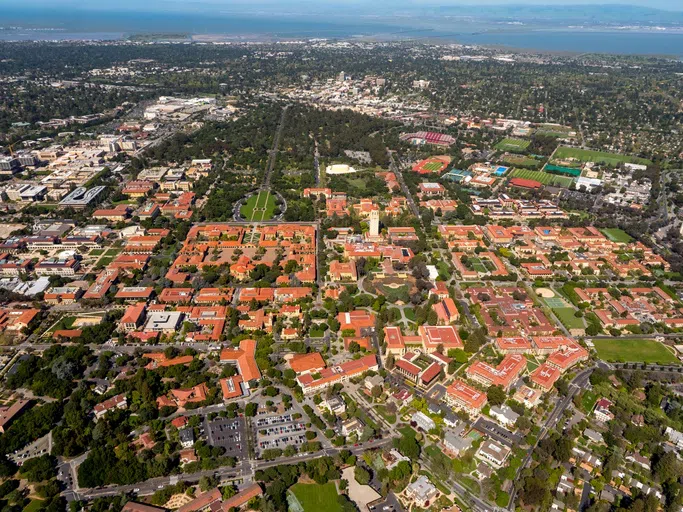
[495,138,530,153]
[593,338,679,364]
[423,161,446,171]
[502,154,541,168]
[509,168,574,188]
[554,147,652,166]
[600,228,633,243]
[241,190,276,221]
[289,483,343,512]
[553,308,585,330]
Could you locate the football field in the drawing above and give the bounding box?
[509,168,575,188]
[495,137,530,153]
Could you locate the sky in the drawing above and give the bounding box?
[3,0,682,10]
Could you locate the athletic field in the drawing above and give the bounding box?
[495,137,530,153]
[412,156,451,174]
[241,190,276,222]
[502,154,541,168]
[593,338,679,364]
[554,147,652,166]
[509,168,574,188]
[289,483,342,512]
[534,124,575,138]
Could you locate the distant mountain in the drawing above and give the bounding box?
[429,4,683,25]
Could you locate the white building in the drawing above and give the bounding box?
[665,426,683,449]
[489,405,520,428]
[412,411,436,432]
[325,164,357,175]
[475,440,511,468]
[405,475,438,508]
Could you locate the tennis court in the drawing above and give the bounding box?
[444,169,472,182]
[544,297,568,308]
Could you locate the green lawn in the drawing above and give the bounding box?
[593,338,680,364]
[509,168,574,188]
[553,308,585,330]
[601,228,633,243]
[376,405,397,424]
[346,177,368,191]
[580,390,598,413]
[289,482,342,512]
[309,328,325,338]
[495,137,530,153]
[89,249,105,256]
[23,500,45,512]
[526,359,539,372]
[97,255,117,267]
[399,425,417,439]
[47,315,76,334]
[241,190,276,222]
[404,308,416,322]
[554,146,651,166]
[468,257,488,273]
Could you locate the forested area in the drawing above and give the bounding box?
[0,82,150,131]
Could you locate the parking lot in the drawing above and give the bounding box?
[10,432,51,465]
[255,413,297,428]
[204,417,247,459]
[473,416,522,447]
[254,413,309,454]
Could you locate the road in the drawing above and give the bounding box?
[73,437,394,500]
[506,366,594,509]
[420,455,500,512]
[313,138,321,186]
[263,104,289,189]
[387,149,422,224]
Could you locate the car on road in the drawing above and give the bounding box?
[133,488,140,493]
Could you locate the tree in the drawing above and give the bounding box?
[487,385,506,407]
[354,466,371,485]
[653,451,682,484]
[519,476,550,507]
[554,378,569,396]
[19,454,56,482]
[394,434,420,460]
[245,403,258,417]
[199,475,217,492]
